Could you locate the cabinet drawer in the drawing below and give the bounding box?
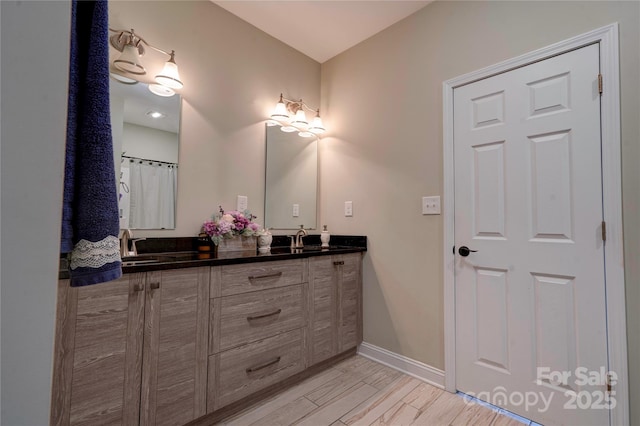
[215,284,305,353]
[208,328,304,410]
[217,259,305,296]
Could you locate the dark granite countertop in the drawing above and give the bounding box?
[59,235,366,280]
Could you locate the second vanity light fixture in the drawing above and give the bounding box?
[268,94,326,138]
[109,28,184,97]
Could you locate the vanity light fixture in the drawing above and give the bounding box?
[110,73,138,85]
[269,94,326,137]
[109,28,184,97]
[270,94,289,121]
[291,108,309,129]
[148,84,176,97]
[308,110,326,134]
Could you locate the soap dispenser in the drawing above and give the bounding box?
[321,225,330,248]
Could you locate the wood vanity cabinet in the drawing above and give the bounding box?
[51,267,209,426]
[308,253,363,366]
[337,253,363,352]
[207,259,308,411]
[52,251,364,424]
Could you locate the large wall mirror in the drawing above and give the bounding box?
[110,81,181,230]
[264,125,318,230]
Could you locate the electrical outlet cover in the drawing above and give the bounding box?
[237,195,248,212]
[422,196,441,215]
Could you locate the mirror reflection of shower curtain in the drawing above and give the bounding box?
[119,166,131,229]
[129,161,176,229]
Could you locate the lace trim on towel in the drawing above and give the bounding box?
[70,235,121,270]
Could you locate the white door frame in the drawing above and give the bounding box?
[443,23,628,425]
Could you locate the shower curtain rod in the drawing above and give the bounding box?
[121,155,178,167]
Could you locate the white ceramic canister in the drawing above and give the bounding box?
[258,228,273,253]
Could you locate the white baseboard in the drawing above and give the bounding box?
[358,342,445,389]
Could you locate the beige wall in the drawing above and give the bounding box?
[320,1,639,422]
[109,1,320,237]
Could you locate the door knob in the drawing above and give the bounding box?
[458,246,478,257]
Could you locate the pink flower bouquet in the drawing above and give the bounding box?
[203,206,261,245]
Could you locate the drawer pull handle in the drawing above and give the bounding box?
[150,282,160,290]
[248,271,283,281]
[333,261,345,266]
[247,309,282,321]
[246,356,281,373]
[133,284,144,292]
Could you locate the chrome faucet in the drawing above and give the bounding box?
[120,228,132,257]
[294,225,308,249]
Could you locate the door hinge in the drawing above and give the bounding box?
[598,73,603,94]
[602,220,607,242]
[606,372,613,393]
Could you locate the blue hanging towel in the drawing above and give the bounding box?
[61,0,122,286]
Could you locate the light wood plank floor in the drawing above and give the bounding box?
[217,355,531,426]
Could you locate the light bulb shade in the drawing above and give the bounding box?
[280,126,297,133]
[291,109,308,128]
[110,72,138,85]
[309,116,326,134]
[270,97,289,121]
[155,56,183,89]
[113,44,146,75]
[298,131,314,138]
[148,83,175,97]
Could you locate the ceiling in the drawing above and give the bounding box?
[212,1,432,63]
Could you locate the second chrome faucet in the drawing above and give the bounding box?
[294,225,308,249]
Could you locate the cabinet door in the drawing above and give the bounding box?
[307,256,338,365]
[338,253,363,352]
[140,267,209,426]
[51,274,145,426]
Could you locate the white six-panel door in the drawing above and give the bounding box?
[454,44,609,426]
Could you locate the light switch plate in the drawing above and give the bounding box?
[344,201,353,217]
[292,204,300,217]
[237,195,248,212]
[422,196,441,215]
